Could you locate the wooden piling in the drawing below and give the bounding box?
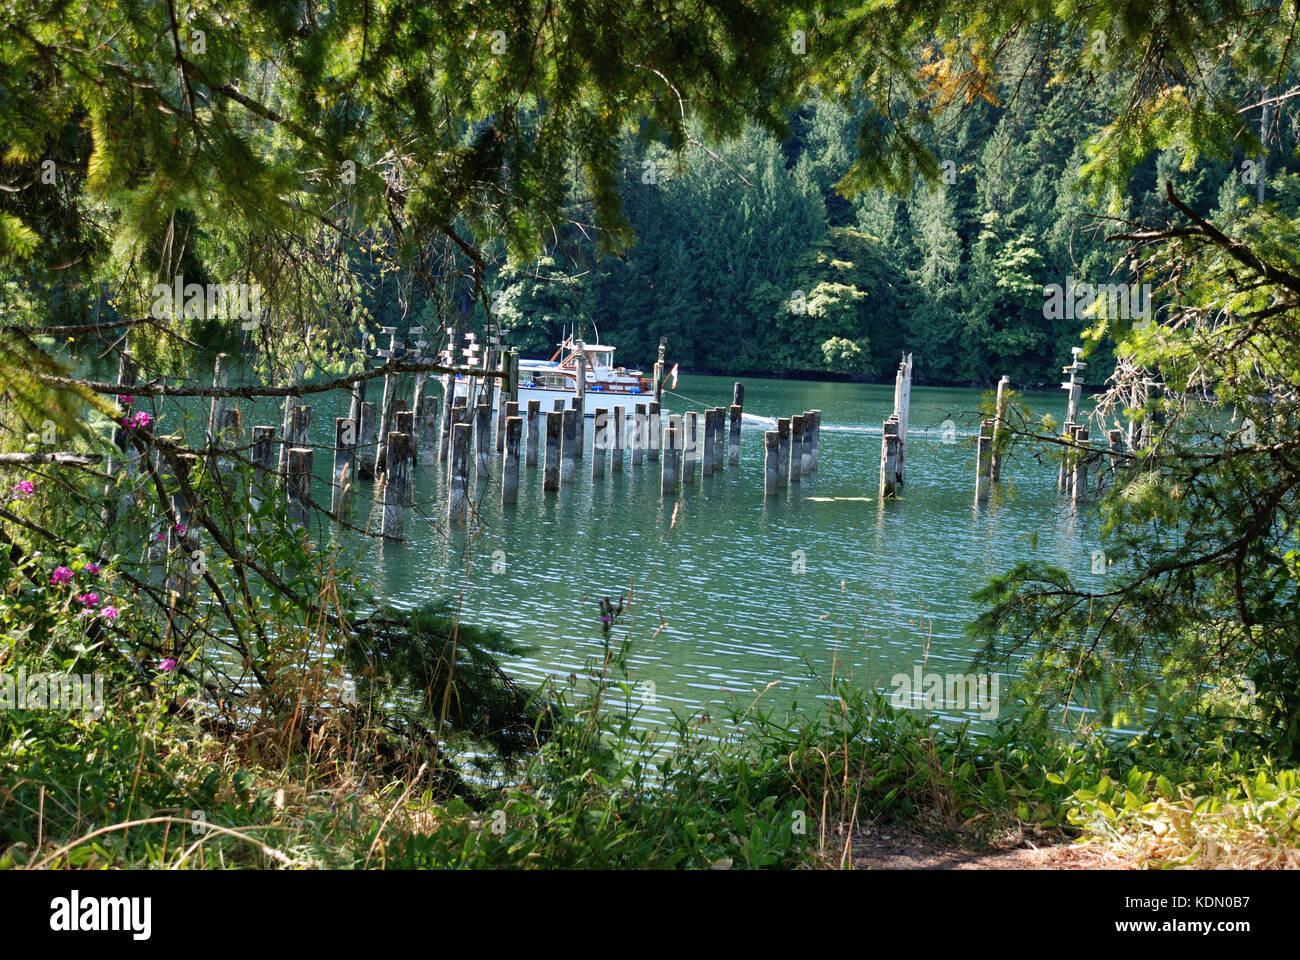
[1108,428,1123,479]
[502,416,522,505]
[475,403,493,480]
[380,432,409,538]
[543,410,562,490]
[790,415,803,483]
[717,403,728,470]
[661,418,681,494]
[1070,425,1089,503]
[572,397,585,460]
[632,403,646,467]
[395,410,414,464]
[893,354,913,483]
[764,430,780,497]
[356,401,377,479]
[286,405,311,474]
[881,418,901,499]
[252,426,275,504]
[592,408,608,479]
[728,404,742,466]
[975,419,993,503]
[701,408,715,477]
[287,447,313,527]
[776,418,790,489]
[683,411,699,483]
[991,375,1010,482]
[647,401,661,462]
[207,353,228,445]
[800,411,813,476]
[806,408,816,470]
[560,407,578,483]
[418,394,439,465]
[333,418,356,515]
[376,327,398,472]
[525,399,541,467]
[448,422,471,522]
[612,406,625,472]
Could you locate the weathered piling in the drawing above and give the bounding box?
[418,394,439,465]
[975,419,993,503]
[790,415,804,483]
[207,353,229,445]
[380,432,409,538]
[1058,348,1086,491]
[560,407,578,483]
[632,403,646,467]
[332,418,356,515]
[881,418,902,498]
[525,399,541,467]
[375,327,398,471]
[395,410,415,502]
[776,418,790,489]
[701,408,715,478]
[395,410,415,464]
[1070,425,1090,503]
[806,405,816,468]
[214,406,242,471]
[728,404,742,466]
[683,411,699,483]
[647,401,661,462]
[653,339,666,403]
[543,410,562,490]
[278,361,305,475]
[612,406,625,472]
[893,354,913,483]
[592,408,608,479]
[661,417,681,494]
[475,403,493,480]
[251,425,275,501]
[287,447,313,527]
[991,375,1010,482]
[800,411,813,476]
[554,398,566,413]
[717,403,728,470]
[356,401,377,479]
[286,406,312,475]
[502,416,522,505]
[448,422,471,522]
[764,430,780,497]
[1108,428,1124,479]
[412,371,428,453]
[439,331,458,462]
[571,396,585,460]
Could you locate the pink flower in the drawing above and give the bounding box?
[122,411,152,429]
[77,593,99,608]
[10,480,34,499]
[117,394,134,407]
[159,658,177,672]
[174,523,186,535]
[100,606,119,620]
[84,563,100,575]
[50,566,73,586]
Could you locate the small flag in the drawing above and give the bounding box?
[668,363,679,389]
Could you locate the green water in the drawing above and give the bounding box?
[249,373,1102,731]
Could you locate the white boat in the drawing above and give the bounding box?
[453,336,664,417]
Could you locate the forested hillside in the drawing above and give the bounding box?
[469,55,1293,385]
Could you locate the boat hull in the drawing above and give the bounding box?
[453,378,659,418]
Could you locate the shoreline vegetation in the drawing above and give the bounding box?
[3,550,1296,869]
